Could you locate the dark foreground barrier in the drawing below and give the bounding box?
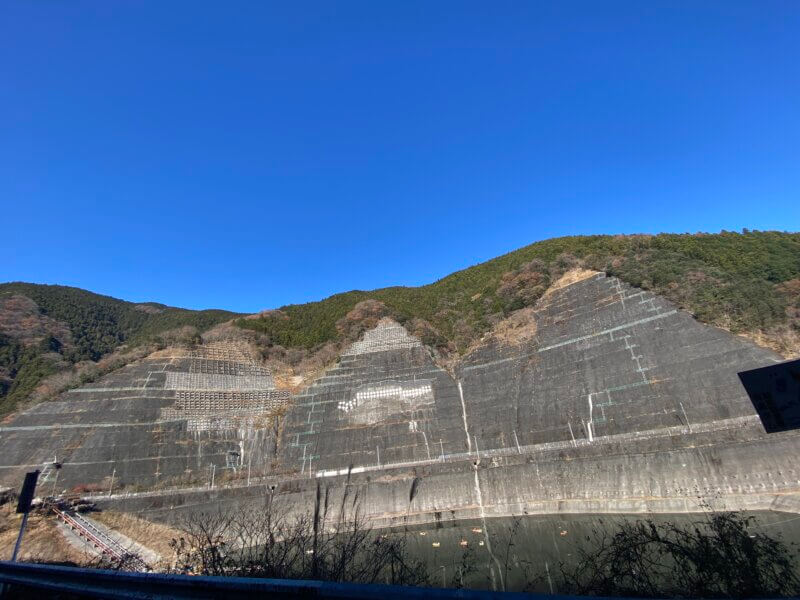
[0,561,592,600]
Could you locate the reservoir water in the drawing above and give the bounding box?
[392,511,800,592]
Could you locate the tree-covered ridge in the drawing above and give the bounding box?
[0,282,239,362]
[0,282,239,414]
[3,231,799,415]
[236,231,800,356]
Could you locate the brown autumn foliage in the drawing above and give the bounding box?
[0,294,72,347]
[335,299,392,341]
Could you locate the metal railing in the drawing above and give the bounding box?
[0,561,592,600]
[51,508,149,571]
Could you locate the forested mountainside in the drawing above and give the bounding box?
[237,231,800,360]
[3,231,799,415]
[0,282,238,414]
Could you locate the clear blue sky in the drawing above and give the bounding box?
[2,2,799,312]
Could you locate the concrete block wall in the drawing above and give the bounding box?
[280,322,469,474]
[0,347,284,490]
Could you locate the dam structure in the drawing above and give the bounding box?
[0,341,289,491]
[2,272,800,527]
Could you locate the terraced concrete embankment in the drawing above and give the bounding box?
[89,274,800,526]
[5,274,800,525]
[281,319,467,474]
[0,341,288,490]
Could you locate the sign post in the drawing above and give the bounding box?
[11,470,40,561]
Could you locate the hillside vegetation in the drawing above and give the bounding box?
[3,231,798,415]
[0,282,238,415]
[236,231,800,359]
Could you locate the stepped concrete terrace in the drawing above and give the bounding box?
[281,319,467,474]
[91,275,800,530]
[0,341,289,491]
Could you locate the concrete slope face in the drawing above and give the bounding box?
[281,319,467,475]
[6,274,800,523]
[0,342,288,490]
[259,274,800,524]
[458,271,782,451]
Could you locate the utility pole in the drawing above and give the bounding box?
[211,464,216,488]
[513,429,521,454]
[50,459,62,497]
[11,471,40,561]
[108,468,115,497]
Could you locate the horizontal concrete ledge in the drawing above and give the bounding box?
[460,311,678,372]
[0,419,187,432]
[324,492,800,532]
[0,561,600,600]
[82,414,773,505]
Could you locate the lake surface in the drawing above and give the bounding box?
[389,511,800,592]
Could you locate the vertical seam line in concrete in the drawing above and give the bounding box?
[457,380,472,454]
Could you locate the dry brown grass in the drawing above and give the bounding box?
[91,510,181,564]
[474,307,539,350]
[464,270,601,355]
[0,505,88,564]
[736,327,800,360]
[542,268,601,296]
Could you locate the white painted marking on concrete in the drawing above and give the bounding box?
[614,279,626,310]
[457,380,472,454]
[421,431,432,461]
[568,422,577,447]
[316,466,367,478]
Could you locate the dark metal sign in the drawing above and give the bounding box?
[739,358,800,433]
[16,470,39,514]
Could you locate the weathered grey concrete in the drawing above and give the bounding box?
[3,275,800,526]
[281,319,467,474]
[0,342,287,490]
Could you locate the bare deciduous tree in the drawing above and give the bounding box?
[168,476,428,586]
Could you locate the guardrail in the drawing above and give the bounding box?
[0,561,590,600]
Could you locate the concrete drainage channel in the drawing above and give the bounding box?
[52,507,151,571]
